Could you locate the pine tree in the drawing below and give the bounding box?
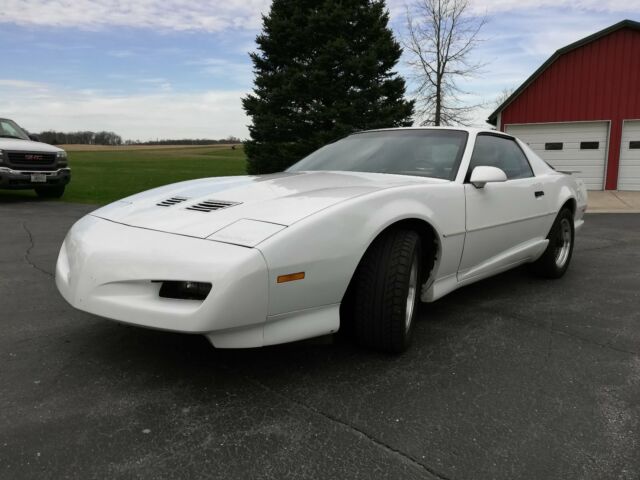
[242,0,414,174]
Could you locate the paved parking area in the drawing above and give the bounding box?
[1,199,639,480]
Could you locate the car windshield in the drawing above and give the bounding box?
[287,129,468,180]
[0,118,30,140]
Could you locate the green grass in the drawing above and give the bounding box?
[0,145,247,205]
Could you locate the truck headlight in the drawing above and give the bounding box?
[56,151,68,167]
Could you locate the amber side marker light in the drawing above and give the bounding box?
[277,272,305,283]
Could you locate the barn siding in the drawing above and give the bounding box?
[499,28,640,189]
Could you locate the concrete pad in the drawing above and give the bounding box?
[588,191,640,213]
[614,190,640,209]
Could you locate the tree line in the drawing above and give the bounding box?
[36,131,241,146]
[37,130,124,146]
[123,136,241,146]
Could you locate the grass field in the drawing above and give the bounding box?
[0,145,247,205]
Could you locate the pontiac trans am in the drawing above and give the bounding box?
[55,128,587,352]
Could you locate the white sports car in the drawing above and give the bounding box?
[56,127,587,352]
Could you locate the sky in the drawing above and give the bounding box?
[0,0,638,141]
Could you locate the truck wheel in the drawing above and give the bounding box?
[35,186,65,199]
[351,229,422,353]
[529,207,574,278]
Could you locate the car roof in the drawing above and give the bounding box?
[355,126,509,137]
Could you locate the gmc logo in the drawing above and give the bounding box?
[25,154,44,161]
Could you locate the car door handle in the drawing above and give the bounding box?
[534,191,545,198]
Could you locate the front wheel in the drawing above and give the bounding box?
[350,229,422,353]
[35,185,65,199]
[530,207,574,278]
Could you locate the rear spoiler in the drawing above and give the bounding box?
[543,160,580,175]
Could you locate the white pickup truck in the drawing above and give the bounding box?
[0,117,70,198]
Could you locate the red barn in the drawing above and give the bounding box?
[488,20,640,190]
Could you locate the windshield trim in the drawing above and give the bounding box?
[350,127,470,136]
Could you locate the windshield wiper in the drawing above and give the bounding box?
[0,134,24,139]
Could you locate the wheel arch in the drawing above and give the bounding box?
[561,197,577,216]
[341,217,441,307]
[555,183,578,217]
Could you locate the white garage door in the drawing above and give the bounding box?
[505,122,609,190]
[617,120,640,191]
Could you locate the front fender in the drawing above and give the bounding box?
[257,183,465,316]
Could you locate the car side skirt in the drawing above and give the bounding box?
[423,238,549,302]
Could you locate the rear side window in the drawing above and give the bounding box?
[467,135,534,181]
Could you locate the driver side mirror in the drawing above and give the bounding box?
[470,166,507,189]
[28,133,40,142]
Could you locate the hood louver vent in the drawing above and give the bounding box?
[186,200,240,213]
[157,196,189,207]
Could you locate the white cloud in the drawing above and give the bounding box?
[0,0,271,32]
[0,79,49,91]
[468,0,637,14]
[1,0,633,33]
[388,0,637,16]
[0,80,249,140]
[136,77,168,84]
[187,58,254,87]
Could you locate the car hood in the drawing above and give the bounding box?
[0,138,63,153]
[92,171,445,239]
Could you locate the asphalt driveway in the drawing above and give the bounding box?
[1,199,639,480]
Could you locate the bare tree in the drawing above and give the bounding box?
[404,0,486,126]
[492,87,515,111]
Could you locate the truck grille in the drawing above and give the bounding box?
[7,152,57,170]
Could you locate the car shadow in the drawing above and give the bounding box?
[0,190,44,203]
[72,264,539,392]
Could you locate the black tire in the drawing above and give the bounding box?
[349,229,422,353]
[529,207,574,279]
[35,186,65,199]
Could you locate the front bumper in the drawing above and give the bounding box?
[0,167,71,189]
[55,215,270,345]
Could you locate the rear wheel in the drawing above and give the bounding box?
[349,229,422,353]
[530,207,574,278]
[35,186,65,199]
